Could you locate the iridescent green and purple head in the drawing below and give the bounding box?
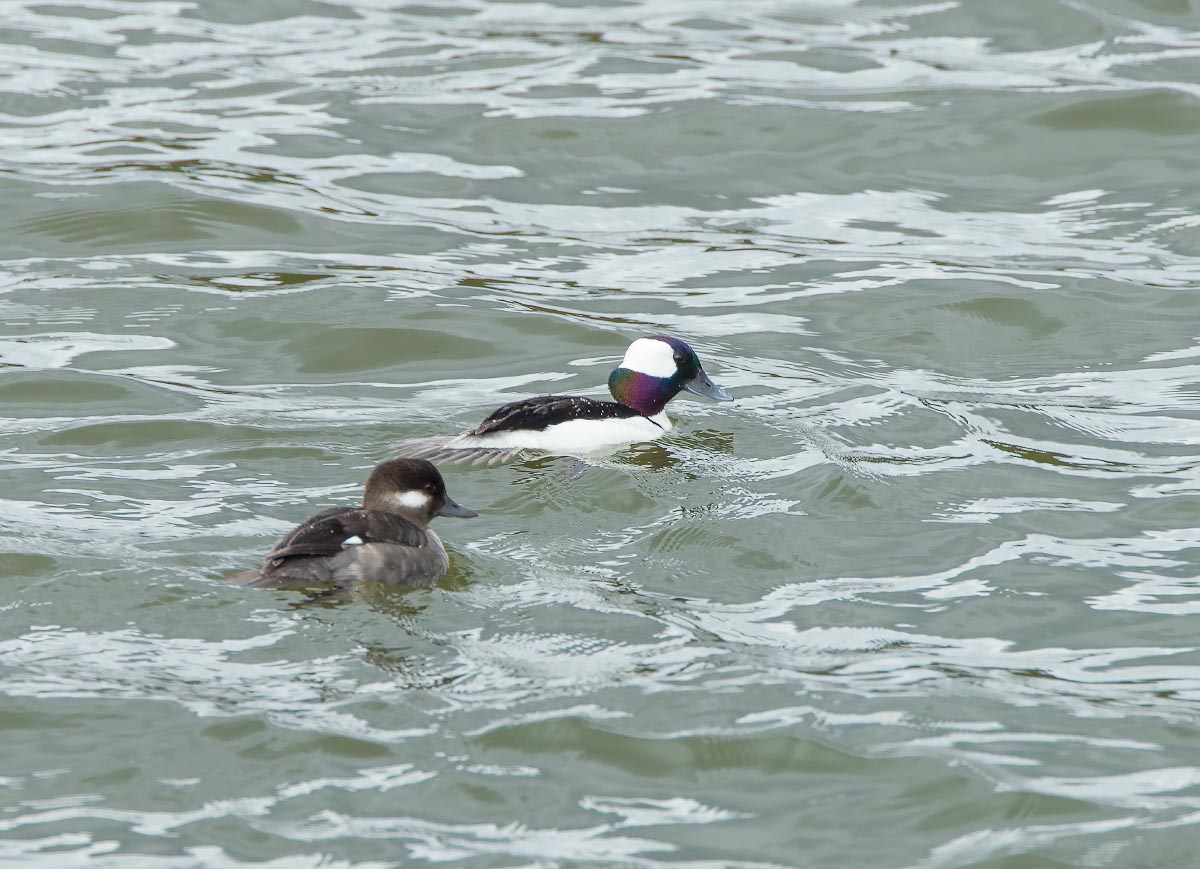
[607,336,732,416]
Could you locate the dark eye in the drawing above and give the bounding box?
[673,352,684,363]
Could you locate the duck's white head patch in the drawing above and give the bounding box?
[390,490,432,511]
[620,338,676,378]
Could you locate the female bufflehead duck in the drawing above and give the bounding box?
[398,335,732,465]
[238,458,476,589]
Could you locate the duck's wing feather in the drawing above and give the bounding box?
[393,436,528,467]
[265,507,428,562]
[471,395,640,434]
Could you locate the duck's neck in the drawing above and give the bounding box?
[608,367,680,417]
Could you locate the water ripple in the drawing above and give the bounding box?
[5,0,1200,865]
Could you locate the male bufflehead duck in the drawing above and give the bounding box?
[238,458,476,589]
[398,335,732,465]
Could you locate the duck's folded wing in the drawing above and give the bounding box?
[395,396,639,466]
[472,396,638,434]
[266,508,427,562]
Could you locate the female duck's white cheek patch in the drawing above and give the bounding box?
[620,339,677,378]
[391,490,432,511]
[342,536,364,546]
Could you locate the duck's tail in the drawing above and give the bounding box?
[394,435,532,467]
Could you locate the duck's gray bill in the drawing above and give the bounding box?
[684,370,732,401]
[438,499,478,518]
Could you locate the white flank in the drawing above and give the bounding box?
[451,413,672,455]
[620,337,677,378]
[392,490,432,510]
[342,535,364,546]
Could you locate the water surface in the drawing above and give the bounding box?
[4,0,1200,865]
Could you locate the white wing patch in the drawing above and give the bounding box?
[342,535,364,546]
[620,338,677,378]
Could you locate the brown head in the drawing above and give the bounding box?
[362,458,477,525]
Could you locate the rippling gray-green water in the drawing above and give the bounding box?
[4,0,1200,865]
